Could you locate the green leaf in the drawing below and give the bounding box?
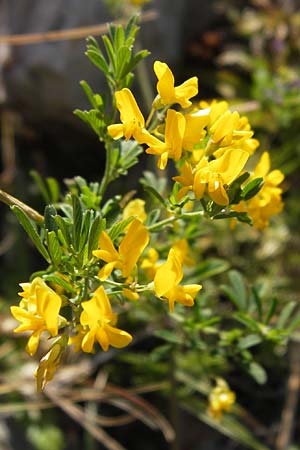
[102,35,116,72]
[234,312,261,332]
[142,185,167,206]
[74,109,105,137]
[46,178,60,203]
[11,206,50,262]
[109,216,135,242]
[79,80,104,110]
[46,231,62,267]
[238,334,262,350]
[88,216,105,259]
[116,46,131,79]
[264,297,278,324]
[228,270,247,310]
[248,361,267,384]
[242,177,264,200]
[54,216,72,250]
[118,140,143,174]
[72,195,83,251]
[78,210,92,253]
[276,301,296,329]
[213,211,252,224]
[85,49,108,74]
[249,286,263,320]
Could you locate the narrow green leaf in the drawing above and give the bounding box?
[238,334,262,350]
[250,286,263,320]
[54,216,72,249]
[276,301,296,329]
[46,177,60,203]
[102,35,116,71]
[264,297,278,324]
[234,312,261,332]
[79,210,92,253]
[88,216,105,259]
[142,185,167,206]
[228,270,248,310]
[46,231,62,266]
[11,206,50,262]
[109,216,134,242]
[116,46,131,79]
[86,49,108,74]
[242,177,264,200]
[79,80,104,110]
[248,361,267,384]
[72,195,83,251]
[113,25,125,50]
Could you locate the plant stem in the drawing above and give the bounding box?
[0,188,44,223]
[98,140,114,201]
[147,215,176,232]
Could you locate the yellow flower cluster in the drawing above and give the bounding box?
[108,60,284,222]
[11,215,202,389]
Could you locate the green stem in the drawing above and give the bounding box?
[0,189,44,224]
[147,215,176,232]
[97,140,114,201]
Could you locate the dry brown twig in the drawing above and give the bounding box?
[0,10,158,46]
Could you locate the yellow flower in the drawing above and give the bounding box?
[143,109,186,170]
[153,61,198,109]
[93,218,149,280]
[79,286,132,352]
[202,100,259,157]
[154,248,202,312]
[10,277,64,356]
[208,379,236,420]
[35,336,67,392]
[182,111,208,151]
[123,198,147,223]
[107,88,145,141]
[193,148,249,205]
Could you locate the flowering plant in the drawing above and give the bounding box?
[0,14,295,449]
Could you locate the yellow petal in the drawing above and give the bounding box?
[107,124,124,140]
[105,324,133,349]
[209,148,249,184]
[154,61,175,105]
[119,219,149,278]
[81,329,96,353]
[93,231,119,263]
[115,88,144,128]
[26,329,43,356]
